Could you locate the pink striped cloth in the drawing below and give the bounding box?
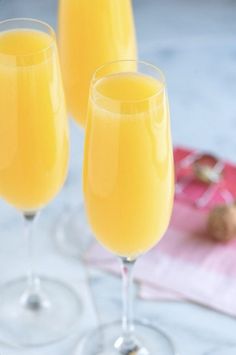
[85,147,236,316]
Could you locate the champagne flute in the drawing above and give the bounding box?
[0,18,80,347]
[56,0,137,257]
[76,60,175,354]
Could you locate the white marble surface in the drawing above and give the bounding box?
[1,0,236,354]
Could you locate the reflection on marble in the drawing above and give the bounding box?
[1,0,236,354]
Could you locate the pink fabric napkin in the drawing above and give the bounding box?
[85,147,236,316]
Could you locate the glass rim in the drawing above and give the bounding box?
[0,18,56,58]
[91,60,166,105]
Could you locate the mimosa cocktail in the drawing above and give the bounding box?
[84,72,173,257]
[79,61,174,355]
[0,30,68,211]
[0,19,80,348]
[59,0,136,126]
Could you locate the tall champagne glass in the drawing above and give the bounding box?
[0,18,80,347]
[56,0,137,257]
[76,60,175,354]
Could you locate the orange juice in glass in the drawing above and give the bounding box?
[0,19,80,348]
[57,0,137,257]
[79,61,174,355]
[84,71,173,257]
[0,29,68,211]
[59,0,137,126]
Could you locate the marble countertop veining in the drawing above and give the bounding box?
[1,1,236,354]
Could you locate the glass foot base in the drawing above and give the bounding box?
[75,320,177,355]
[55,203,93,258]
[0,277,81,347]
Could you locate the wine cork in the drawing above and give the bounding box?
[207,203,236,242]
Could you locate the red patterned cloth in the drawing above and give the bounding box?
[174,146,236,209]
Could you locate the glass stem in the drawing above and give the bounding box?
[23,212,38,290]
[121,257,136,341]
[20,212,48,311]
